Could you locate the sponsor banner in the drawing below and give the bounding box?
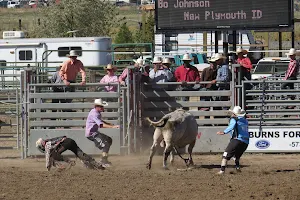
[247,128,300,151]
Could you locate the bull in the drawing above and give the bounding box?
[145,109,198,170]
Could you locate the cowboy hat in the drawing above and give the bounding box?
[133,58,144,66]
[162,58,171,64]
[36,138,43,148]
[228,106,246,117]
[208,53,226,62]
[66,50,79,57]
[152,56,162,64]
[94,98,108,107]
[181,54,192,61]
[286,48,297,56]
[236,48,248,55]
[105,64,117,71]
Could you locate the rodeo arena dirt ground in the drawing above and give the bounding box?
[1,150,300,199]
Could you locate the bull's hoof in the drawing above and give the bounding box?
[163,166,169,170]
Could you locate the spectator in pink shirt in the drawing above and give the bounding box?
[100,64,118,92]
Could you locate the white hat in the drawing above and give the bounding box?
[66,50,79,57]
[236,48,248,55]
[195,63,210,71]
[105,64,117,71]
[94,98,108,107]
[181,54,192,61]
[286,48,297,56]
[133,58,144,66]
[36,138,43,148]
[152,56,162,64]
[229,106,246,117]
[162,58,171,64]
[208,53,226,62]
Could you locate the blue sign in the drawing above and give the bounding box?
[255,140,270,149]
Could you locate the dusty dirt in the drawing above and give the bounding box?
[0,153,300,200]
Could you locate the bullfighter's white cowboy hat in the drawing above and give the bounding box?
[208,53,226,62]
[36,138,43,148]
[94,98,108,107]
[286,48,297,56]
[181,53,192,61]
[133,58,144,66]
[66,50,79,57]
[105,64,117,71]
[152,56,162,64]
[236,47,248,55]
[229,106,246,117]
[162,58,171,64]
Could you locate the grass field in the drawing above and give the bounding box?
[0,6,300,44]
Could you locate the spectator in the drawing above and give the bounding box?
[282,48,300,110]
[149,57,173,89]
[174,53,200,91]
[235,48,253,90]
[100,64,118,92]
[200,61,218,111]
[163,57,177,90]
[119,58,144,86]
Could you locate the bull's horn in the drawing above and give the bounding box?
[145,117,165,126]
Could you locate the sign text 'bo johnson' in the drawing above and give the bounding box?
[155,0,293,31]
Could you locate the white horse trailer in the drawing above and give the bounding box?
[0,31,112,82]
[154,31,256,57]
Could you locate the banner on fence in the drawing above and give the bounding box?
[247,128,300,151]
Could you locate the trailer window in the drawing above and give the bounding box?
[19,50,32,61]
[58,47,82,57]
[165,41,178,51]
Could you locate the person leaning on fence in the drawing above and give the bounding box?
[100,64,118,93]
[85,99,119,167]
[162,57,177,90]
[149,56,173,90]
[119,58,144,86]
[36,136,105,171]
[59,50,86,98]
[200,60,218,112]
[209,53,231,113]
[216,106,249,175]
[235,48,253,89]
[281,48,300,102]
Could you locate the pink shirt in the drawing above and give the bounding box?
[100,75,118,92]
[119,68,128,82]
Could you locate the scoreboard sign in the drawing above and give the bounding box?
[155,0,293,31]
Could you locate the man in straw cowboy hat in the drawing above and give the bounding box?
[36,136,105,171]
[216,106,249,175]
[85,99,119,167]
[149,56,173,89]
[100,64,118,92]
[282,48,300,92]
[119,57,144,86]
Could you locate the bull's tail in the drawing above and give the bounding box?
[145,117,168,127]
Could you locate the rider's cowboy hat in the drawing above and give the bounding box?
[228,106,246,117]
[94,99,108,107]
[36,138,43,148]
[208,53,226,62]
[236,47,248,55]
[66,50,79,57]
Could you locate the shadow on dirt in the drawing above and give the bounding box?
[194,164,250,169]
